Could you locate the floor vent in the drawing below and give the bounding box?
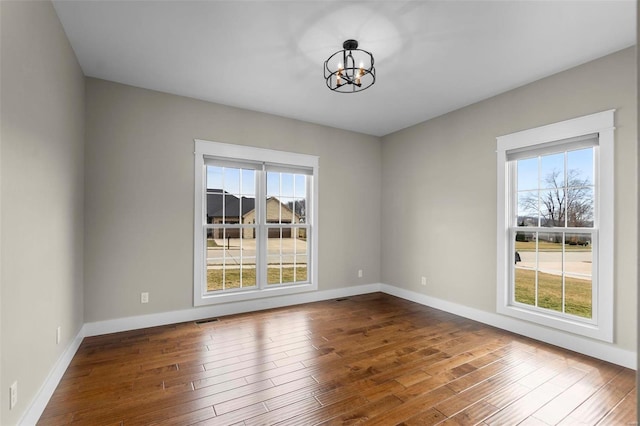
[195,318,219,325]
[335,297,350,302]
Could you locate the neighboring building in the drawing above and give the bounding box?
[207,189,301,238]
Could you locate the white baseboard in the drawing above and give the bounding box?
[380,283,637,370]
[19,325,86,425]
[83,283,382,337]
[22,281,636,424]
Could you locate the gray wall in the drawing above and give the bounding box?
[84,78,382,322]
[381,47,637,354]
[0,1,85,424]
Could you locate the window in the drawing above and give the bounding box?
[194,140,318,306]
[496,110,614,341]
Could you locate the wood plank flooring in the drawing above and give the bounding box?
[39,293,636,425]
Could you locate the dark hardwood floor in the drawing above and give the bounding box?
[39,293,636,425]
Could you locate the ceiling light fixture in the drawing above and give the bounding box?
[324,39,375,93]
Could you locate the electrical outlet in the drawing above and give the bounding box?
[421,276,427,286]
[9,381,17,410]
[141,292,149,304]
[358,269,363,278]
[56,326,61,344]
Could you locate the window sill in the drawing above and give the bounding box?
[194,282,317,306]
[497,303,612,342]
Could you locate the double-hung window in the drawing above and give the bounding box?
[496,110,614,341]
[194,140,318,306]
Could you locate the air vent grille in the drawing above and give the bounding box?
[195,318,219,325]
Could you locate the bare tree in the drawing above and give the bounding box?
[520,169,593,229]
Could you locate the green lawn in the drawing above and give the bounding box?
[207,266,307,291]
[514,268,592,318]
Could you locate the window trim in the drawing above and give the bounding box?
[194,139,319,306]
[496,110,614,342]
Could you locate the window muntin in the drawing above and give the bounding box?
[496,110,614,342]
[194,140,318,306]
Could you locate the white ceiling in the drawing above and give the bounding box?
[52,1,635,137]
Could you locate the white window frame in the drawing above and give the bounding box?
[496,110,614,342]
[194,140,319,306]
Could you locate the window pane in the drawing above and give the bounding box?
[540,152,564,190]
[294,234,307,263]
[242,196,257,225]
[565,233,592,318]
[295,228,308,252]
[517,157,538,191]
[206,191,223,225]
[539,188,565,227]
[266,197,282,224]
[280,173,294,197]
[267,260,282,284]
[294,263,307,282]
[514,267,535,307]
[226,195,241,224]
[514,232,535,306]
[239,235,257,288]
[567,148,593,186]
[280,197,296,224]
[267,172,280,197]
[537,232,563,313]
[567,187,593,228]
[517,191,538,226]
[267,228,283,285]
[294,174,307,224]
[207,166,224,190]
[294,174,306,198]
[207,228,257,292]
[241,169,255,196]
[294,199,306,223]
[224,168,241,195]
[293,234,308,283]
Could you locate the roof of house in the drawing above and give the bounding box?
[206,189,255,219]
[206,189,301,222]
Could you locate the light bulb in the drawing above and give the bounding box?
[355,63,364,85]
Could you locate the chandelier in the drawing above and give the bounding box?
[324,39,376,93]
